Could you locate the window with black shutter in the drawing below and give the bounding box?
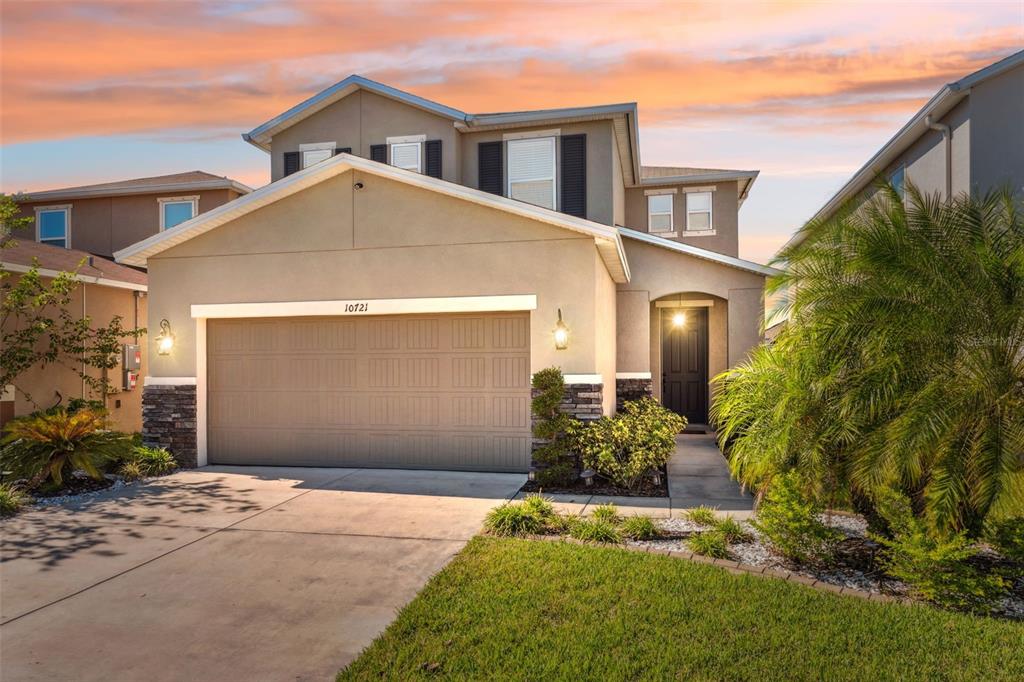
[478,141,503,195]
[334,147,352,155]
[560,134,586,218]
[370,144,387,163]
[425,140,442,178]
[283,151,300,177]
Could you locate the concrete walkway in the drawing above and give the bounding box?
[0,467,523,682]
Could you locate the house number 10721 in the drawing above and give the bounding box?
[344,302,369,313]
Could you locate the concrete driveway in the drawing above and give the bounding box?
[0,466,523,681]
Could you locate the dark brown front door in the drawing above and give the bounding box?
[661,307,709,424]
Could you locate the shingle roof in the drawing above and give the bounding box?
[641,166,744,179]
[17,171,253,201]
[1,238,148,288]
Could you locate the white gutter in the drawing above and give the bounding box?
[618,227,780,277]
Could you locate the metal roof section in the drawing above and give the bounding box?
[115,153,631,284]
[618,227,780,277]
[16,171,253,201]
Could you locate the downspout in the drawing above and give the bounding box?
[925,114,952,200]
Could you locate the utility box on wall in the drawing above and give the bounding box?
[122,343,141,391]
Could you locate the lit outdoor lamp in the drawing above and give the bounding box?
[553,309,570,350]
[672,311,687,328]
[155,319,175,356]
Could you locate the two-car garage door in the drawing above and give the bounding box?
[207,313,532,471]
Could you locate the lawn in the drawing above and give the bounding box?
[339,537,1024,681]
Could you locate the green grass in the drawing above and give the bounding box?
[339,537,1024,681]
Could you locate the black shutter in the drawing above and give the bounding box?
[560,134,587,218]
[334,147,352,155]
[283,151,300,177]
[370,144,387,163]
[425,140,442,178]
[478,141,503,195]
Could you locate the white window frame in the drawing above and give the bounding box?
[386,134,425,173]
[684,187,715,233]
[299,141,336,169]
[35,205,71,248]
[645,189,676,233]
[506,136,557,210]
[158,196,199,231]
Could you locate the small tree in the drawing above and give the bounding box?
[1,193,145,408]
[530,367,579,486]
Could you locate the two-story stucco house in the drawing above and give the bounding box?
[115,76,777,472]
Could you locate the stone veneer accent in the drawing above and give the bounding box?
[530,381,604,464]
[615,377,654,411]
[142,384,198,468]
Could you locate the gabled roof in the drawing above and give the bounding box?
[1,239,147,291]
[114,154,631,283]
[618,227,780,277]
[16,171,253,202]
[798,48,1024,234]
[640,166,760,206]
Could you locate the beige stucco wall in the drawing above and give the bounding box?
[460,120,618,226]
[4,278,146,433]
[147,170,614,414]
[594,249,617,414]
[14,189,239,258]
[269,90,461,184]
[624,180,740,257]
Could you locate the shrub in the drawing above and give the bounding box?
[687,531,729,558]
[590,503,619,523]
[0,409,131,488]
[543,512,573,533]
[569,518,621,544]
[530,368,580,486]
[521,494,555,519]
[684,505,718,526]
[572,397,686,491]
[0,482,30,516]
[118,460,144,481]
[715,516,751,544]
[621,515,660,540]
[873,490,1009,614]
[121,445,177,478]
[985,518,1024,562]
[753,473,840,564]
[484,503,543,537]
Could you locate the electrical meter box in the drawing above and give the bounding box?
[122,344,142,371]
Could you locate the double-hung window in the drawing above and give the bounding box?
[507,136,556,210]
[385,135,425,172]
[647,194,674,232]
[36,206,70,248]
[300,142,335,169]
[159,196,198,230]
[685,191,713,231]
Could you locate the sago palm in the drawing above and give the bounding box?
[712,183,1024,535]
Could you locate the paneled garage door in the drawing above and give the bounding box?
[207,313,532,471]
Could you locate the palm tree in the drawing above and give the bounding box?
[712,183,1024,536]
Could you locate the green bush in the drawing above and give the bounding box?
[590,503,619,523]
[120,445,177,478]
[572,397,685,491]
[753,473,839,564]
[985,518,1024,562]
[531,368,580,486]
[715,516,751,544]
[484,503,544,537]
[687,531,729,558]
[621,515,660,540]
[0,482,30,516]
[684,505,718,526]
[0,409,131,489]
[118,460,144,481]
[873,490,1009,614]
[569,518,621,544]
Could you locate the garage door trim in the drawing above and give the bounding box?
[191,294,538,320]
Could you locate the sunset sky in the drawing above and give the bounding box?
[1,1,1021,262]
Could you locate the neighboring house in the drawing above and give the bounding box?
[12,171,252,260]
[1,240,148,432]
[116,75,777,472]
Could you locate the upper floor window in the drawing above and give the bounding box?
[647,193,674,232]
[300,142,335,169]
[685,191,713,231]
[390,143,422,172]
[159,196,198,230]
[507,136,556,210]
[36,206,70,248]
[889,165,905,199]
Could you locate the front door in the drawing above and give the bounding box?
[661,307,709,424]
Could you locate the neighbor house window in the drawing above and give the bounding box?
[685,191,713,231]
[647,194,674,232]
[300,142,336,169]
[507,136,556,210]
[36,206,70,248]
[889,165,905,199]
[159,196,198,230]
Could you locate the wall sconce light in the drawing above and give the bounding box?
[672,311,687,328]
[553,308,570,350]
[156,319,175,356]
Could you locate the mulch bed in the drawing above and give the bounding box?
[519,466,669,497]
[28,475,116,499]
